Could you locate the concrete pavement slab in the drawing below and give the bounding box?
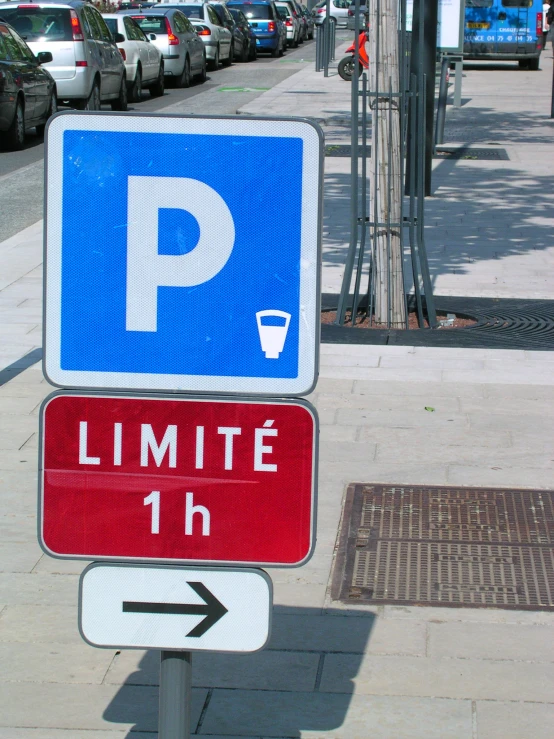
[0,605,81,643]
[0,681,206,732]
[427,622,554,662]
[200,689,473,738]
[320,653,553,702]
[0,641,115,684]
[474,700,554,739]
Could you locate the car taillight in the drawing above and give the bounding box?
[285,18,292,26]
[536,12,542,36]
[165,17,179,44]
[268,20,275,31]
[70,10,84,41]
[76,60,88,67]
[348,8,353,15]
[317,8,325,13]
[196,26,211,35]
[118,47,126,60]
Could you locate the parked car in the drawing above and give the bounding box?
[210,1,249,61]
[312,0,351,27]
[103,13,164,101]
[158,2,232,70]
[0,0,127,110]
[0,19,56,149]
[228,6,257,60]
[275,0,300,47]
[299,4,314,39]
[120,7,206,86]
[288,0,307,42]
[226,0,285,57]
[346,2,367,30]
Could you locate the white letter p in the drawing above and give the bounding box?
[126,176,235,332]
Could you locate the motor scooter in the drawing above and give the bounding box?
[338,29,369,81]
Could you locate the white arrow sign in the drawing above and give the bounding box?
[79,564,272,652]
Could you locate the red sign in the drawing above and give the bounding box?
[39,393,317,566]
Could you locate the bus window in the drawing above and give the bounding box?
[501,0,533,5]
[465,0,493,6]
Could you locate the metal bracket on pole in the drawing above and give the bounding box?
[159,651,192,739]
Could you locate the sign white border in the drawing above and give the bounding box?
[79,563,273,652]
[44,112,322,396]
[38,390,318,568]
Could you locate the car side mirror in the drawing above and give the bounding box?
[114,32,126,43]
[37,51,53,64]
[149,33,157,40]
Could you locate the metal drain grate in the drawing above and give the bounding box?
[434,148,510,160]
[325,145,371,157]
[333,484,554,610]
[324,146,509,160]
[321,296,554,351]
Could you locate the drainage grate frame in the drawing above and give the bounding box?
[324,145,509,160]
[332,483,554,611]
[434,147,510,160]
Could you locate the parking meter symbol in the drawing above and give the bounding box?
[256,310,291,359]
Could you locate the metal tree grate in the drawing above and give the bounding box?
[333,484,554,610]
[434,148,510,160]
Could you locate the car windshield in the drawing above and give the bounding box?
[175,5,203,18]
[104,18,118,36]
[0,7,73,42]
[228,4,272,19]
[276,6,289,17]
[131,15,167,32]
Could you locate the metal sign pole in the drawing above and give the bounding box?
[159,651,192,739]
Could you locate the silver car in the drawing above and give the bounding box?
[0,0,127,110]
[160,2,233,70]
[121,7,206,86]
[313,0,352,27]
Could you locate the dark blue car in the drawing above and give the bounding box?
[227,0,286,57]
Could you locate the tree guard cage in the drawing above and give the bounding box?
[335,0,437,329]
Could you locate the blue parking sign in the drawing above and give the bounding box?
[44,113,322,395]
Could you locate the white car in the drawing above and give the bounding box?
[120,8,206,87]
[103,14,164,101]
[275,1,300,47]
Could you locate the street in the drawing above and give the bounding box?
[0,37,318,242]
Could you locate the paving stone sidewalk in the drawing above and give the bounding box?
[0,41,553,739]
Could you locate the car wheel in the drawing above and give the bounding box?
[36,89,57,137]
[208,45,219,71]
[4,99,25,151]
[241,39,249,62]
[130,67,142,103]
[279,38,285,56]
[293,33,299,48]
[528,57,540,70]
[249,40,257,60]
[271,41,279,57]
[222,42,233,66]
[111,75,128,111]
[198,53,207,82]
[178,56,191,87]
[150,63,165,97]
[81,81,101,111]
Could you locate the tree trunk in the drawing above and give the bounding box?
[368,0,406,327]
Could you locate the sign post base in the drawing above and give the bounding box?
[159,651,192,739]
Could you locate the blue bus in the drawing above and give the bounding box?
[464,0,543,69]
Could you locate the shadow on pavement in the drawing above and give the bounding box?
[102,605,375,736]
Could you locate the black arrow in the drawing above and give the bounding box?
[122,582,228,637]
